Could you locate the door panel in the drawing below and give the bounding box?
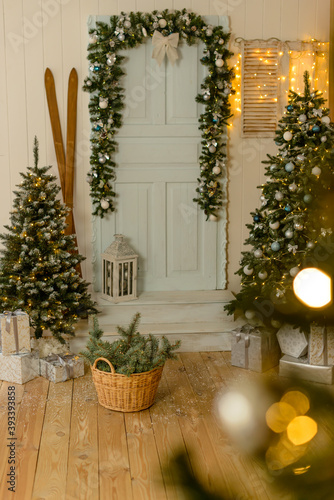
[92,15,228,292]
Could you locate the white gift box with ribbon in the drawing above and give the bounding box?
[0,310,31,356]
[0,351,39,384]
[231,324,281,372]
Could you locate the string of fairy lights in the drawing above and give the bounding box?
[231,39,329,116]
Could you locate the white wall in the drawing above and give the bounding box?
[0,0,330,291]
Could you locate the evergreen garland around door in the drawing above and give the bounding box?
[83,9,234,220]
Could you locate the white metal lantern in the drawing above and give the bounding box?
[101,234,138,303]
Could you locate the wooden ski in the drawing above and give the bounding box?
[44,68,66,195]
[64,68,78,236]
[45,67,81,277]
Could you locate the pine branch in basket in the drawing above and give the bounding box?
[80,313,181,376]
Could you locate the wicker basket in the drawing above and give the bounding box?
[91,357,164,412]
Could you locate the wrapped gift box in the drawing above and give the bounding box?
[0,311,31,356]
[276,324,308,358]
[279,355,333,385]
[309,324,334,366]
[40,353,84,383]
[0,351,39,384]
[231,324,281,372]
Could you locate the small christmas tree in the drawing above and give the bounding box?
[225,72,334,328]
[81,313,181,376]
[0,138,97,343]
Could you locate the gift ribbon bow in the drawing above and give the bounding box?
[236,332,250,369]
[45,354,75,382]
[152,31,179,66]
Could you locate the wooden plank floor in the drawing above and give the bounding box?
[0,353,295,500]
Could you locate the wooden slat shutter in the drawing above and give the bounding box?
[242,41,279,137]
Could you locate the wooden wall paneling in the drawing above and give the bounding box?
[22,0,47,168]
[315,0,330,40]
[0,5,11,230]
[244,0,264,39]
[241,138,262,246]
[173,0,192,12]
[280,0,299,40]
[42,0,65,187]
[262,0,281,39]
[80,0,99,282]
[98,0,118,15]
[154,0,173,11]
[297,0,317,40]
[3,0,29,193]
[0,5,9,157]
[226,94,243,290]
[61,0,87,266]
[260,137,272,182]
[228,0,246,37]
[118,0,137,13]
[191,0,211,15]
[136,0,155,12]
[210,0,228,16]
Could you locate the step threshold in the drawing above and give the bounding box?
[94,289,235,307]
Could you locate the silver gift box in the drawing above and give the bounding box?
[40,353,84,383]
[0,311,31,356]
[231,324,281,372]
[279,354,334,385]
[0,351,39,384]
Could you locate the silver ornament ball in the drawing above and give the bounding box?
[269,221,280,230]
[288,183,297,192]
[312,166,321,176]
[243,265,253,275]
[100,199,110,210]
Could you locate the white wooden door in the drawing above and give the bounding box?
[92,16,228,292]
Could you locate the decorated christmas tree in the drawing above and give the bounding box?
[225,72,334,328]
[0,138,97,343]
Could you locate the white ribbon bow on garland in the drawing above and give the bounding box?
[152,30,179,66]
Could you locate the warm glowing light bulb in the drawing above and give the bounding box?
[293,268,332,308]
[217,391,253,430]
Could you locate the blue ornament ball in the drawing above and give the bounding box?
[253,215,260,222]
[312,125,320,133]
[303,194,312,203]
[271,242,280,252]
[95,124,102,131]
[285,162,294,173]
[284,205,291,212]
[287,105,293,112]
